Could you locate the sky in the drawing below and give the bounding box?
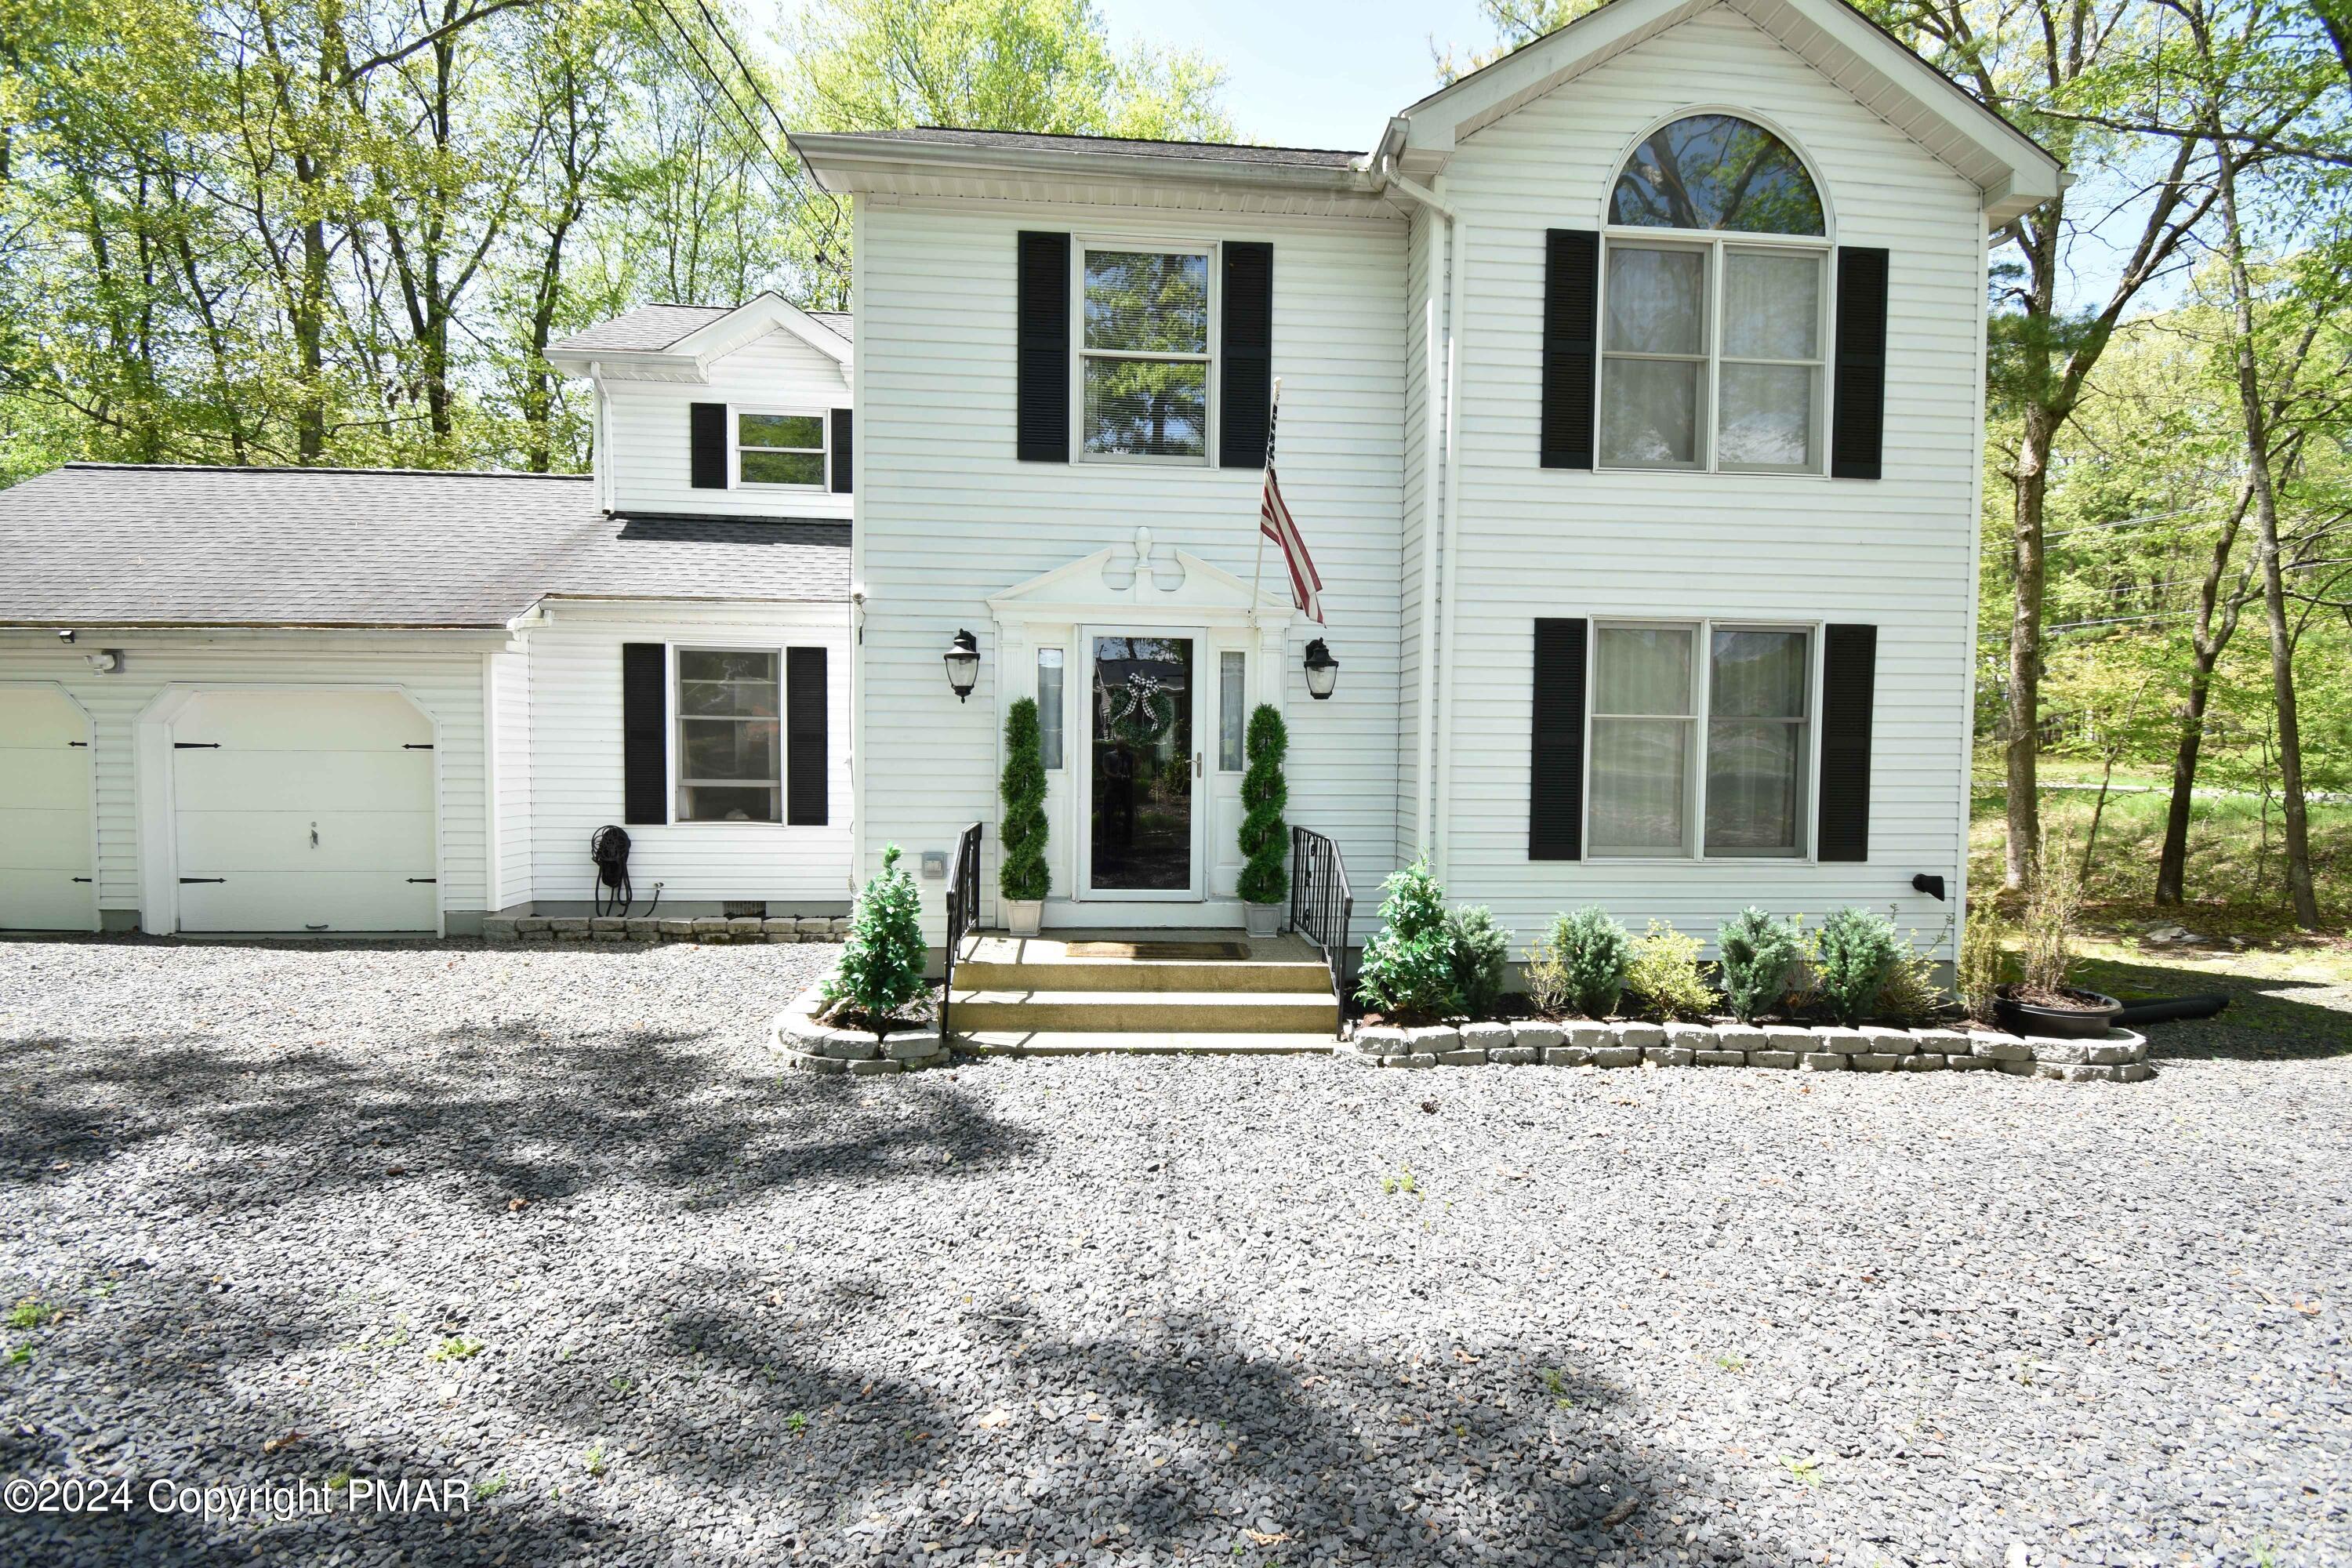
[1089,0,1497,151]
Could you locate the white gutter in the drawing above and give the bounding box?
[1376,152,1468,877]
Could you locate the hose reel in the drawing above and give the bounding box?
[589,825,660,919]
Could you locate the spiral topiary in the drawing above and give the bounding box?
[1000,698,1050,902]
[1237,703,1288,907]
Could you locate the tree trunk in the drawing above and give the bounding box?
[2003,398,2056,891]
[2213,144,2321,927]
[2154,491,2251,906]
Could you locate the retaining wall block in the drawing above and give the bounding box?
[884,1032,946,1062]
[1544,1046,1592,1068]
[1439,1048,1487,1067]
[1861,1027,1917,1057]
[2083,1034,2143,1065]
[515,917,551,936]
[1405,1024,1462,1056]
[659,919,696,938]
[728,916,764,939]
[1356,1025,1410,1060]
[1972,1035,2033,1062]
[820,1031,880,1062]
[1694,1049,1748,1067]
[1946,1053,1994,1072]
[1512,1022,1565,1052]
[1748,1050,1798,1069]
[845,1058,902,1076]
[1591,1045,1642,1069]
[1798,1052,1846,1072]
[1912,1029,1971,1056]
[1643,1045,1696,1068]
[1567,1023,1615,1051]
[482,918,518,943]
[1403,1053,1439,1069]
[1460,1022,1515,1055]
[1994,1058,2037,1076]
[1816,1027,1871,1056]
[1616,1022,1666,1051]
[1665,1022,1719,1052]
[1900,1053,1948,1072]
[1762,1025,1813,1054]
[1849,1053,1902,1073]
[2115,1062,2155,1083]
[1491,1046,1538,1065]
[763,917,800,942]
[1715,1023,1769,1055]
[785,1053,844,1076]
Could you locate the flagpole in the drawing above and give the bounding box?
[1249,377,1281,627]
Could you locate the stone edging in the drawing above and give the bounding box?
[485,914,848,946]
[1345,1019,2152,1082]
[768,985,949,1076]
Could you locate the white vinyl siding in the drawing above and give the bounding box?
[599,328,851,518]
[488,648,533,910]
[855,201,1406,942]
[1414,5,1984,956]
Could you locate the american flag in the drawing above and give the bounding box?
[1258,390,1325,625]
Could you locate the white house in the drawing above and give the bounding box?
[0,298,858,936]
[789,0,2060,963]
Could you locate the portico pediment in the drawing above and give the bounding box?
[985,528,1294,628]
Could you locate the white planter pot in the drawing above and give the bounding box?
[1004,898,1044,938]
[1243,902,1283,938]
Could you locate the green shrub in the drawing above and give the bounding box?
[1957,900,2008,1024]
[1624,920,1716,1021]
[1445,906,1511,1018]
[819,844,928,1029]
[999,699,1050,902]
[1526,907,1631,1018]
[1237,705,1289,906]
[1813,906,1903,1026]
[2018,837,2083,1000]
[1355,857,1459,1021]
[1715,907,1804,1024]
[1871,928,1955,1027]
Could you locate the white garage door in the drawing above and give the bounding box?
[0,686,96,931]
[172,691,437,934]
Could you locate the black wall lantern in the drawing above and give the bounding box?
[943,628,980,702]
[1302,638,1339,701]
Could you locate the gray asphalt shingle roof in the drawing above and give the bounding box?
[0,463,848,629]
[550,302,853,354]
[833,126,1366,169]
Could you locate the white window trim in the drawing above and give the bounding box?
[670,642,789,827]
[1071,238,1219,466]
[1583,617,1823,862]
[1596,234,1833,477]
[731,405,829,490]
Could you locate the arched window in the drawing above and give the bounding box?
[1600,114,1830,474]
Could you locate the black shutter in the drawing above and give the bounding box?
[786,647,829,826]
[1817,623,1877,862]
[1831,247,1889,480]
[1220,241,1274,467]
[1540,230,1599,470]
[621,642,668,826]
[689,401,728,489]
[830,408,853,493]
[1528,618,1588,860]
[1016,230,1071,462]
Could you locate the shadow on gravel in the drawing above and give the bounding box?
[0,1022,1035,1210]
[2075,953,2352,1062]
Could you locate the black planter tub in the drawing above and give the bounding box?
[1994,985,2125,1039]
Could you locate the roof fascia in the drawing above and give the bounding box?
[789,129,1374,198]
[543,295,853,383]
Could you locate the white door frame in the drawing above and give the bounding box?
[0,680,101,933]
[134,684,446,937]
[1076,624,1208,905]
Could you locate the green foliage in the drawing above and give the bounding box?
[1526,907,1631,1018]
[1871,930,1955,1029]
[1355,857,1460,1022]
[1715,908,1804,1024]
[2019,836,2085,999]
[1444,906,1510,1018]
[1237,704,1288,906]
[1813,907,1904,1026]
[999,699,1050,901]
[819,844,928,1027]
[1624,920,1717,1022]
[1958,901,2009,1025]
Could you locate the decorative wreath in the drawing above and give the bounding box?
[1107,672,1178,750]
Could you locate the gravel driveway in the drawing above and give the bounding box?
[1,938,2345,1567]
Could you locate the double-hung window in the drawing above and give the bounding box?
[1079,245,1212,460]
[1588,621,1812,858]
[1599,114,1829,474]
[676,648,781,822]
[735,410,827,488]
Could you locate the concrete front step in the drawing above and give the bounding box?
[949,989,1341,1033]
[956,1029,1338,1056]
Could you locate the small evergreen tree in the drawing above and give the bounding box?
[819,844,928,1031]
[1813,906,1904,1026]
[1445,906,1511,1018]
[1000,698,1050,902]
[1355,857,1460,1021]
[1715,907,1804,1025]
[1237,704,1288,906]
[1526,906,1632,1018]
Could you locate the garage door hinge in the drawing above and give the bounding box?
[179,877,226,884]
[407,877,437,884]
[404,742,434,750]
[173,742,221,750]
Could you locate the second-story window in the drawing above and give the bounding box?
[1080,246,1211,461]
[735,410,827,487]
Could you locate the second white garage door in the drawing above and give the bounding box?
[0,684,96,931]
[171,690,437,933]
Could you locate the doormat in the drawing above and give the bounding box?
[1065,941,1249,960]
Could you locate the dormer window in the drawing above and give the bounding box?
[1080,245,1212,462]
[735,410,828,487]
[1601,115,1829,475]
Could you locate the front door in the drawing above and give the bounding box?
[1087,633,1198,898]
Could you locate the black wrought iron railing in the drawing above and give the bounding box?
[1289,826,1354,1038]
[940,822,982,1040]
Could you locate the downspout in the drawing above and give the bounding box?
[587,361,612,514]
[1376,154,1468,877]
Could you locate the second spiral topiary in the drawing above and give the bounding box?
[1237,703,1288,906]
[1000,698,1050,902]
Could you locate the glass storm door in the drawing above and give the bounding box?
[1088,634,1196,895]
